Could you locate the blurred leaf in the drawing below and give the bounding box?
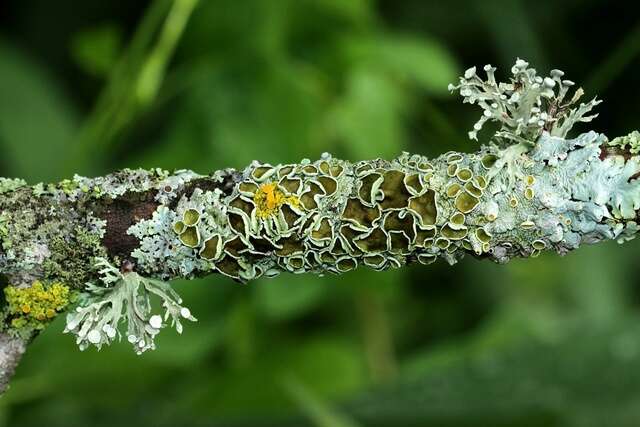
[283,376,362,427]
[327,68,406,159]
[183,59,326,168]
[255,274,328,321]
[348,317,640,427]
[343,34,458,93]
[181,335,366,420]
[70,24,123,78]
[225,297,257,370]
[0,39,77,181]
[473,0,548,71]
[306,0,372,24]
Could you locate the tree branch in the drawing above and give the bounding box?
[1,59,639,392]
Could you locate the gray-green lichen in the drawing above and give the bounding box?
[1,59,639,354]
[63,258,196,353]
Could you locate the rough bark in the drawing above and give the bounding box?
[0,333,26,394]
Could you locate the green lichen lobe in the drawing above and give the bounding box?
[608,131,640,154]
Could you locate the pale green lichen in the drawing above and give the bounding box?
[448,58,601,143]
[0,178,27,194]
[608,131,640,154]
[64,258,196,353]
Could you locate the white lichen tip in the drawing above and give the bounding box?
[449,58,601,144]
[64,258,197,354]
[149,315,163,329]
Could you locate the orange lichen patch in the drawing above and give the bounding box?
[253,182,300,219]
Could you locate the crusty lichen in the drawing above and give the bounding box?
[0,178,27,195]
[3,281,73,337]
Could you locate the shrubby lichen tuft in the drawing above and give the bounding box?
[448,58,601,143]
[64,258,196,354]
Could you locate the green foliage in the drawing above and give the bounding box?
[70,25,123,78]
[0,40,78,182]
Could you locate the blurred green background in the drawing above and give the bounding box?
[1,0,640,426]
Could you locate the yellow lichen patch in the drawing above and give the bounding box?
[532,239,546,250]
[476,228,491,243]
[183,209,200,226]
[253,182,300,219]
[447,153,463,163]
[336,257,357,272]
[379,171,411,210]
[364,254,386,269]
[404,173,422,195]
[300,182,325,210]
[179,226,200,247]
[441,224,467,240]
[464,181,483,198]
[520,220,535,229]
[343,198,381,229]
[317,176,337,196]
[5,281,72,331]
[450,212,465,226]
[200,235,222,260]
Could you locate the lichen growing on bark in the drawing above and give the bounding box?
[1,59,640,354]
[3,281,73,337]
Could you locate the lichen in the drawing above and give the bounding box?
[3,281,73,336]
[64,258,196,353]
[608,131,640,154]
[253,182,300,218]
[448,58,600,143]
[0,178,27,194]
